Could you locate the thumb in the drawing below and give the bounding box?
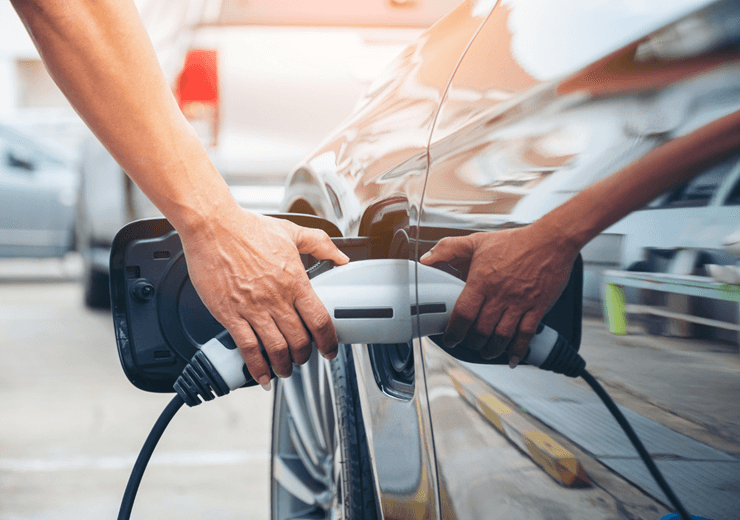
[420,235,475,265]
[294,227,350,265]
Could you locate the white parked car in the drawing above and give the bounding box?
[76,0,461,307]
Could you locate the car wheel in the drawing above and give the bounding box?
[84,267,110,309]
[271,345,378,520]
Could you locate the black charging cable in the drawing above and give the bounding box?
[579,370,691,520]
[118,395,184,520]
[528,334,693,520]
[119,332,694,520]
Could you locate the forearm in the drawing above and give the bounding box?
[11,0,237,237]
[533,108,740,253]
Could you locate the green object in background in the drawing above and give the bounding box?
[604,283,628,335]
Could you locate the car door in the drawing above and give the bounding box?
[419,1,738,519]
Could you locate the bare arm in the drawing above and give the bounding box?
[421,108,740,365]
[11,0,349,386]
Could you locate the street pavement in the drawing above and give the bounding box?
[0,255,273,520]
[463,323,740,520]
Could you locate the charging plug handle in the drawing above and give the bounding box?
[173,330,246,406]
[183,260,578,406]
[524,323,585,377]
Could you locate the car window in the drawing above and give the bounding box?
[217,0,460,27]
[0,125,65,170]
[658,154,739,209]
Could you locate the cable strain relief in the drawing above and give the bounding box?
[174,350,231,407]
[539,335,586,378]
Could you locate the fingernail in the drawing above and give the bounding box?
[323,349,337,360]
[509,356,520,369]
[420,251,432,262]
[259,376,272,391]
[340,252,350,262]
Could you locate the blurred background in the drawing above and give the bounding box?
[1,0,738,518]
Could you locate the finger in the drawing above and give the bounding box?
[272,308,313,366]
[295,289,338,360]
[419,235,475,265]
[229,321,272,387]
[293,227,349,265]
[466,300,506,351]
[507,312,541,368]
[252,319,293,378]
[480,308,522,360]
[443,284,485,348]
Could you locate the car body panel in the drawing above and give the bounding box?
[282,0,740,519]
[283,0,492,234]
[353,342,440,520]
[605,154,740,270]
[421,341,671,520]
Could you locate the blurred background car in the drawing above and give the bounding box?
[273,0,740,519]
[0,122,79,258]
[76,0,461,308]
[590,152,740,342]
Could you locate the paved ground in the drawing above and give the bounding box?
[0,255,274,520]
[463,321,740,520]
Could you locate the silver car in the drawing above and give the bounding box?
[0,123,78,258]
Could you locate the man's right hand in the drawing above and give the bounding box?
[180,205,349,388]
[420,224,578,367]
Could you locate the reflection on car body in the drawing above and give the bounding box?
[276,1,740,519]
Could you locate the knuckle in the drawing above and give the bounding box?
[454,302,479,324]
[520,315,543,336]
[474,320,495,337]
[473,327,489,339]
[239,348,268,374]
[290,341,313,365]
[496,327,516,341]
[311,311,334,337]
[234,333,260,351]
[315,229,332,243]
[264,340,289,359]
[495,317,518,339]
[264,342,292,375]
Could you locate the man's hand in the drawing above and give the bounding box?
[180,207,349,388]
[420,224,578,367]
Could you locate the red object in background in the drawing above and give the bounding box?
[175,50,220,146]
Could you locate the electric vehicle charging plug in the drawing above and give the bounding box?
[171,259,582,406]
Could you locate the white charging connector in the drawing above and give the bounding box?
[177,259,572,403]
